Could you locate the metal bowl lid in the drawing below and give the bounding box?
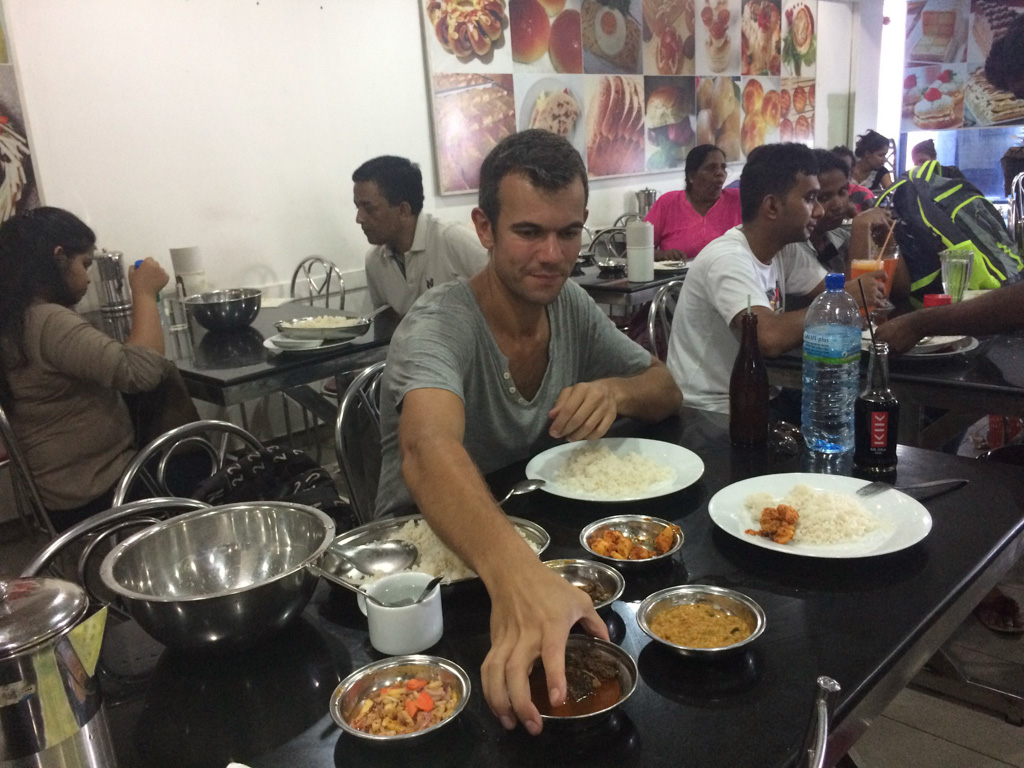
[0,578,89,657]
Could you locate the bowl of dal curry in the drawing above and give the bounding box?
[636,585,765,658]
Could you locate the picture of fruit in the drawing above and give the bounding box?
[549,8,584,72]
[511,0,552,62]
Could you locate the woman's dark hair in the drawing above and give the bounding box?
[0,207,96,411]
[684,144,725,193]
[911,139,938,161]
[854,130,891,159]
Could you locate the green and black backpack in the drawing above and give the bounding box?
[876,161,1023,305]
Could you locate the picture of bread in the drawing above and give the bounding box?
[696,108,715,144]
[697,77,716,110]
[586,75,645,176]
[761,88,780,127]
[792,84,807,112]
[740,113,765,156]
[711,74,737,130]
[742,78,763,114]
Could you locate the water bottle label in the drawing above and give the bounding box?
[803,326,860,364]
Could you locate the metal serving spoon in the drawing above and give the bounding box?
[385,576,444,608]
[497,478,546,506]
[327,540,418,577]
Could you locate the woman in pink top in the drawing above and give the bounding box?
[644,145,742,261]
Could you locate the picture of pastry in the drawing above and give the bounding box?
[645,80,695,169]
[432,74,516,193]
[700,0,733,73]
[780,75,813,143]
[781,0,815,77]
[697,76,716,110]
[965,65,1024,126]
[779,87,790,115]
[761,88,780,126]
[741,0,780,75]
[585,74,646,176]
[971,0,1024,60]
[642,0,696,75]
[930,68,963,114]
[529,87,582,136]
[742,77,763,113]
[740,113,765,156]
[582,0,643,73]
[695,76,741,160]
[913,85,957,129]
[427,0,508,59]
[549,8,585,73]
[780,116,793,141]
[794,112,812,142]
[902,73,924,117]
[792,84,806,112]
[907,9,963,64]
[711,73,737,130]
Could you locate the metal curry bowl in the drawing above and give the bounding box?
[274,312,371,341]
[544,559,625,610]
[330,655,470,743]
[536,635,638,727]
[99,502,335,652]
[636,585,766,659]
[184,288,262,331]
[579,514,683,567]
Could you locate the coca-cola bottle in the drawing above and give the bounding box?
[729,310,769,445]
[854,342,899,478]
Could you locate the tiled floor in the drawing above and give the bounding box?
[2,505,1022,766]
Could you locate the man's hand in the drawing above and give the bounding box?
[481,560,608,735]
[845,271,886,309]
[852,206,893,243]
[655,248,687,262]
[875,312,925,354]
[548,380,618,440]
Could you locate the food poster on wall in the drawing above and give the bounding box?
[421,0,815,193]
[902,0,1024,132]
[0,9,39,222]
[780,0,815,79]
[779,77,814,145]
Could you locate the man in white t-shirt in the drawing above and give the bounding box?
[666,143,884,413]
[353,156,488,317]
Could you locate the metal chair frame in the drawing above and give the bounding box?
[647,279,684,361]
[111,420,265,506]
[334,362,385,525]
[289,256,346,311]
[0,402,56,537]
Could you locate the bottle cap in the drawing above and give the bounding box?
[825,273,845,291]
[134,259,143,269]
[922,294,952,307]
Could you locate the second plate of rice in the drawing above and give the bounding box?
[524,437,705,502]
[707,473,932,558]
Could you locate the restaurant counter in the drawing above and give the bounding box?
[96,409,1024,768]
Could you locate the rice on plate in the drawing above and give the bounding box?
[555,444,675,497]
[288,315,363,328]
[744,484,885,546]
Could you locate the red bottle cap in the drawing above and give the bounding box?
[923,294,952,307]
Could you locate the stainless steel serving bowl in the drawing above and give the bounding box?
[99,502,335,651]
[636,584,766,658]
[185,288,262,331]
[544,559,625,610]
[330,655,470,743]
[274,313,371,341]
[579,514,683,567]
[537,635,637,726]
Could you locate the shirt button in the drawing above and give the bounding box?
[503,372,510,379]
[519,398,526,404]
[509,387,516,393]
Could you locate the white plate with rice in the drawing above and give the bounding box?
[524,437,705,502]
[708,473,932,558]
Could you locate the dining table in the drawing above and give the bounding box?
[92,407,1024,768]
[162,304,397,424]
[765,330,1024,449]
[573,265,687,309]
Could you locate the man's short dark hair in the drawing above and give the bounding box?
[352,156,424,216]
[813,148,850,179]
[739,143,818,224]
[986,14,1024,95]
[477,129,589,225]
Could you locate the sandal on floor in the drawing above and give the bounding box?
[974,594,1024,634]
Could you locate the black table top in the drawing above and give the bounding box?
[165,305,396,407]
[573,265,685,295]
[96,410,1024,768]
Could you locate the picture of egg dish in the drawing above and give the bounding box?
[581,0,643,73]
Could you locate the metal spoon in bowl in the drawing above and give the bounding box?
[326,540,418,578]
[386,576,444,608]
[497,478,546,506]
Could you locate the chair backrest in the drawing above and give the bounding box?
[290,256,346,310]
[647,279,684,361]
[334,362,385,525]
[112,420,266,506]
[0,401,55,536]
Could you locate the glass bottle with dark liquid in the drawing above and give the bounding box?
[854,341,899,478]
[730,310,769,445]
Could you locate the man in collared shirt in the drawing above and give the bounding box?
[353,156,488,316]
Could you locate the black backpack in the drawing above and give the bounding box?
[876,161,1023,304]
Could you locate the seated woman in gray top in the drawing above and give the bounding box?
[0,207,175,530]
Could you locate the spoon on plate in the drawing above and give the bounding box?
[358,305,391,324]
[497,478,546,506]
[325,540,418,577]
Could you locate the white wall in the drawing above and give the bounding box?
[5,0,865,315]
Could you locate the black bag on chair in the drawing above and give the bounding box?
[192,445,355,531]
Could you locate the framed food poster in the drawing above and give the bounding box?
[420,0,815,194]
[901,0,1024,134]
[0,8,38,222]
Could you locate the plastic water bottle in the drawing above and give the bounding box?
[801,273,862,454]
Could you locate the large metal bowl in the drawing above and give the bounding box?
[330,655,470,743]
[185,288,262,331]
[99,502,335,652]
[636,585,766,659]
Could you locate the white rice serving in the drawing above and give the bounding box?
[744,484,883,545]
[354,519,542,584]
[288,315,362,328]
[555,444,674,497]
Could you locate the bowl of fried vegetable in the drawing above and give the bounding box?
[636,585,766,658]
[529,635,638,727]
[579,515,683,567]
[330,655,470,743]
[544,559,625,610]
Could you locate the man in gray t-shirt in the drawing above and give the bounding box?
[379,130,681,738]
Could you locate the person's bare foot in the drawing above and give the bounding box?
[974,589,1024,634]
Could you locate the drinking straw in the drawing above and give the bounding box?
[746,294,751,315]
[859,280,877,348]
[875,219,897,267]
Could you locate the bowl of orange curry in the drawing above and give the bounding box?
[636,585,766,658]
